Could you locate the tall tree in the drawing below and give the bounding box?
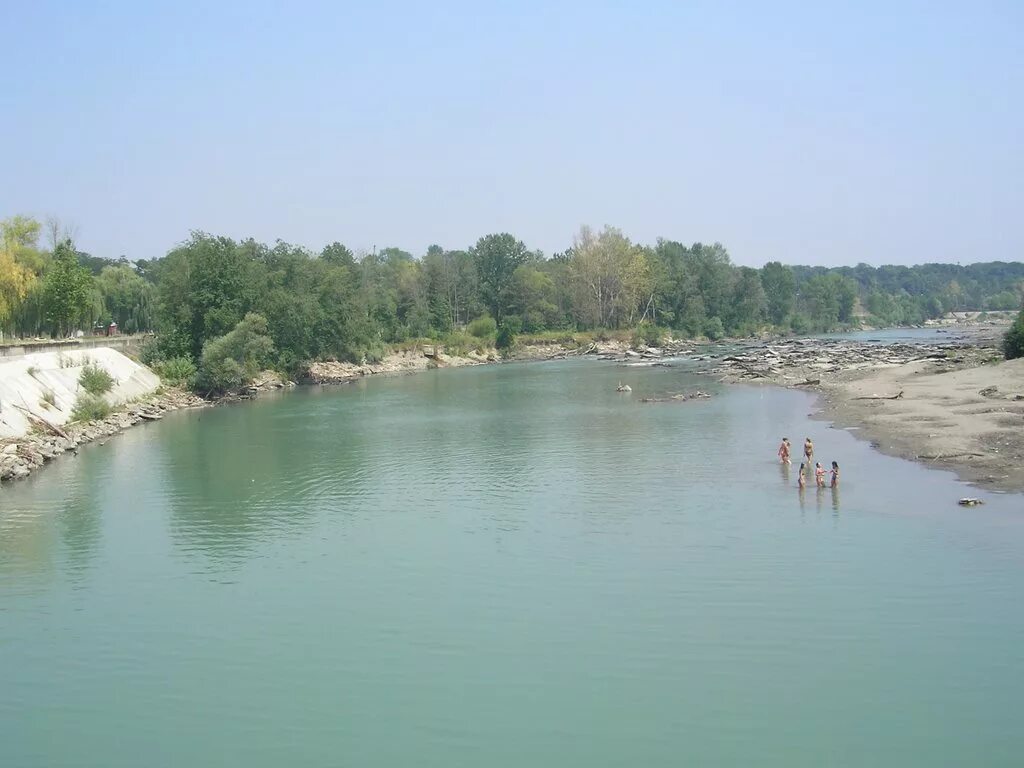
[471,233,529,322]
[0,216,43,335]
[760,261,795,325]
[43,239,93,336]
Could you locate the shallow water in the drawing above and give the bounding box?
[2,360,1023,766]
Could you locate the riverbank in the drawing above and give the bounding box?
[4,321,1016,490]
[817,358,1024,493]
[694,322,1023,492]
[0,388,205,483]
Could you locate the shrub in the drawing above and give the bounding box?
[152,356,197,387]
[40,389,56,408]
[496,322,517,353]
[467,315,497,339]
[79,364,115,395]
[1004,309,1024,360]
[632,323,665,347]
[702,317,725,341]
[195,313,275,393]
[789,313,811,335]
[57,352,73,369]
[26,365,39,377]
[71,393,111,422]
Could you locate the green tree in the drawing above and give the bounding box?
[195,312,276,393]
[97,265,155,333]
[760,261,795,325]
[157,233,258,357]
[43,239,93,337]
[472,233,529,323]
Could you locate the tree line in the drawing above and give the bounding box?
[3,215,1023,386]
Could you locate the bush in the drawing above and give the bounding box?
[467,315,497,339]
[71,392,111,422]
[632,323,665,347]
[79,364,115,395]
[40,389,56,408]
[1004,309,1024,360]
[152,356,197,387]
[702,317,725,341]
[496,319,519,353]
[789,313,811,335]
[195,313,275,393]
[441,331,475,357]
[140,329,192,366]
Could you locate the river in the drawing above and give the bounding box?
[2,360,1023,766]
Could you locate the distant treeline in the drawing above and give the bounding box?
[3,215,1023,378]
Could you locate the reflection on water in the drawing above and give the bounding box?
[2,361,1024,767]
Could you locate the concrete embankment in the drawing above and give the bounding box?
[0,347,160,439]
[0,347,209,485]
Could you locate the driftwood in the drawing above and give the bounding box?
[793,378,820,386]
[11,403,71,439]
[853,390,903,400]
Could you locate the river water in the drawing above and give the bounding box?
[2,360,1023,766]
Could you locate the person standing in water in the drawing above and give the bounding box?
[803,437,814,463]
[830,461,840,487]
[814,462,826,487]
[778,438,791,464]
[797,463,807,488]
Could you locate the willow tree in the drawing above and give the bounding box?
[0,216,42,337]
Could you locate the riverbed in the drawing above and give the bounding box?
[2,360,1022,766]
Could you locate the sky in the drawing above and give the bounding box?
[2,0,1021,267]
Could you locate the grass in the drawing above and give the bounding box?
[79,363,115,395]
[26,365,39,377]
[71,393,111,422]
[39,390,56,409]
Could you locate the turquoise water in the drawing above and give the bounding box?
[2,361,1023,766]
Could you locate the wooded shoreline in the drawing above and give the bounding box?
[2,320,1021,492]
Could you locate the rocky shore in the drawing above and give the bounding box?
[5,322,1018,493]
[0,388,205,484]
[686,325,1024,493]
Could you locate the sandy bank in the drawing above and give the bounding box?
[818,358,1024,493]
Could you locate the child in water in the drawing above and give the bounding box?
[814,462,826,487]
[830,461,839,487]
[778,437,791,464]
[797,463,807,488]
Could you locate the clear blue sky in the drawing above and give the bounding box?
[2,0,1021,266]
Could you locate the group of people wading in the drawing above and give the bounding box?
[777,437,839,489]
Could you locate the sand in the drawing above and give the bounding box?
[818,357,1024,493]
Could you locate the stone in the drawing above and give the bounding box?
[2,443,19,455]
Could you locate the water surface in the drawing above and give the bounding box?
[2,361,1022,766]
